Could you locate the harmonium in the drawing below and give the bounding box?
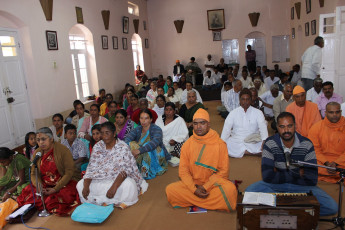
[237,192,320,230]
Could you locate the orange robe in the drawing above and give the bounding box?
[165,129,237,212]
[286,101,321,137]
[308,116,345,183]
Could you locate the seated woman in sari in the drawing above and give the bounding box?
[155,102,189,157]
[123,89,135,110]
[103,101,118,123]
[179,90,205,136]
[152,95,166,117]
[78,104,108,158]
[127,94,140,119]
[124,109,170,180]
[115,109,137,140]
[71,101,90,133]
[0,147,31,202]
[17,127,80,216]
[77,122,148,208]
[163,77,173,94]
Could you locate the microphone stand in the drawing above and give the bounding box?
[34,164,51,217]
[291,159,345,230]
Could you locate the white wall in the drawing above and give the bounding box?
[0,0,151,122]
[147,0,291,77]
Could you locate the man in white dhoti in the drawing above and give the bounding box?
[221,88,268,158]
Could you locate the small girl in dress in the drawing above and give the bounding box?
[23,132,38,160]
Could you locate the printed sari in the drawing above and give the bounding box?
[117,120,137,140]
[17,149,79,216]
[129,130,167,180]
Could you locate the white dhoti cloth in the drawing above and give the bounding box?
[224,138,262,158]
[77,177,148,207]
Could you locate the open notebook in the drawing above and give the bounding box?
[242,192,276,207]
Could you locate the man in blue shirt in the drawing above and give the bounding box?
[245,112,337,216]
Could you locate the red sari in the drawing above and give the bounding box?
[17,149,80,216]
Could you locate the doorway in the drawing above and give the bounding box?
[0,28,35,148]
[131,34,144,72]
[245,31,266,67]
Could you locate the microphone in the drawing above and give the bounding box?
[31,152,42,166]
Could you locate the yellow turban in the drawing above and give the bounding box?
[193,108,210,122]
[293,85,306,95]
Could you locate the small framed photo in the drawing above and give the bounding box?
[305,22,309,36]
[123,16,129,34]
[291,7,294,20]
[143,20,147,30]
[101,35,108,49]
[306,0,311,14]
[112,36,118,49]
[46,30,58,50]
[311,20,316,35]
[207,9,225,30]
[145,39,149,48]
[122,37,128,50]
[292,28,295,39]
[213,31,221,41]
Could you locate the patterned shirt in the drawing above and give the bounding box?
[61,138,87,160]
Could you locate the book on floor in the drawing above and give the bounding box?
[242,192,276,207]
[187,206,207,214]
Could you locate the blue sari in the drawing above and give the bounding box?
[129,130,167,180]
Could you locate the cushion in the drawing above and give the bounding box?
[71,203,114,223]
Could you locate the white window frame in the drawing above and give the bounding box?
[69,35,92,101]
[272,35,290,63]
[128,2,139,16]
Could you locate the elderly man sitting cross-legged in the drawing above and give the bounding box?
[245,112,337,216]
[308,102,345,184]
[166,108,237,212]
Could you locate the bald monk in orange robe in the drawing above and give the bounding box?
[286,85,321,137]
[308,102,345,183]
[165,108,237,212]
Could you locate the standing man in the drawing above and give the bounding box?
[173,60,185,82]
[245,45,256,73]
[301,36,324,91]
[221,89,268,158]
[309,102,345,184]
[166,109,238,212]
[245,112,337,216]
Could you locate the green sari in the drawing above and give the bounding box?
[0,153,31,197]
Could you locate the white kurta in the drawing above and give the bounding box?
[224,88,240,113]
[342,102,345,117]
[259,90,282,117]
[180,88,203,104]
[155,115,189,152]
[174,88,183,100]
[239,76,252,88]
[264,77,280,91]
[301,45,322,80]
[306,87,322,103]
[221,106,268,158]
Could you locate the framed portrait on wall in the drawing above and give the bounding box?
[311,20,316,35]
[112,36,118,49]
[291,7,294,20]
[123,16,129,34]
[306,0,311,14]
[101,35,108,49]
[75,7,83,24]
[207,9,225,30]
[122,38,128,50]
[305,22,309,36]
[46,30,58,50]
[292,28,295,39]
[143,20,147,30]
[145,39,149,48]
[213,31,221,41]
